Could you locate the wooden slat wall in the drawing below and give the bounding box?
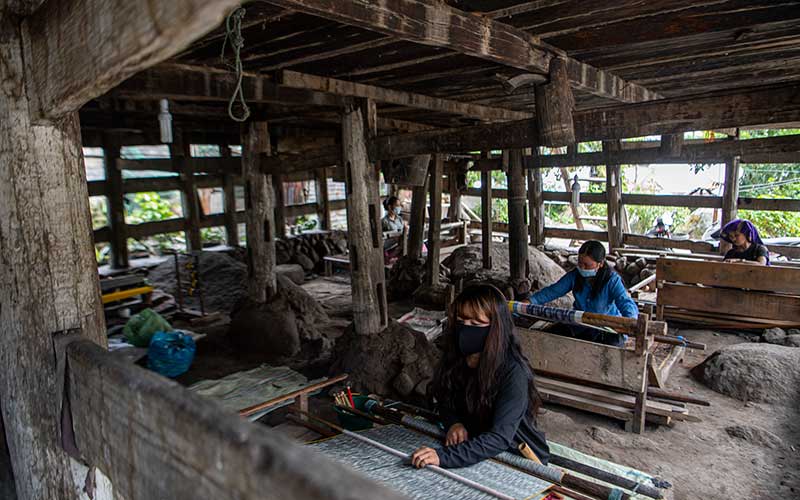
[658,283,800,321]
[657,258,800,295]
[66,339,404,500]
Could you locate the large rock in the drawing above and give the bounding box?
[762,327,787,345]
[785,335,800,348]
[441,244,572,307]
[691,343,800,404]
[276,264,305,285]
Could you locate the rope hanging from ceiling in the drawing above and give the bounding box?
[221,7,251,122]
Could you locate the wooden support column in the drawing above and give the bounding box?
[604,140,624,250]
[561,151,584,230]
[0,18,106,499]
[314,167,331,230]
[481,152,493,269]
[659,134,684,157]
[343,99,387,334]
[446,163,462,221]
[425,154,444,286]
[720,156,741,255]
[528,149,545,247]
[103,133,129,268]
[220,144,239,246]
[507,149,530,293]
[172,138,202,252]
[407,156,431,260]
[535,57,576,148]
[273,172,287,238]
[242,121,277,302]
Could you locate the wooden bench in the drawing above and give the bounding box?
[656,257,800,328]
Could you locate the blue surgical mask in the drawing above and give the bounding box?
[393,206,402,216]
[577,267,597,278]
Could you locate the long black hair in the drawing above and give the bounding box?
[574,240,612,299]
[432,284,542,426]
[383,196,399,211]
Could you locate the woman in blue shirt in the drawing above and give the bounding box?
[529,240,637,346]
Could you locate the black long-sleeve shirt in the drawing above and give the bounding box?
[434,358,550,468]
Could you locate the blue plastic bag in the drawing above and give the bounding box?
[147,331,196,378]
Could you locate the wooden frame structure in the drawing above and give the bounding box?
[3,1,800,499]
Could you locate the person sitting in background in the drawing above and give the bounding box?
[720,218,769,266]
[381,196,405,261]
[528,240,638,347]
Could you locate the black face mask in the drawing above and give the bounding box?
[456,323,490,355]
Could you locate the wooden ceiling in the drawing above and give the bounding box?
[88,0,800,138]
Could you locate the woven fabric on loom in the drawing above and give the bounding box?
[309,424,552,500]
[508,302,581,325]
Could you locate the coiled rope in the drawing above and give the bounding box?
[220,7,250,122]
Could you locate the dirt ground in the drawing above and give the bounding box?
[537,328,800,499]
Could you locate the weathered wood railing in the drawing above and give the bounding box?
[65,339,405,500]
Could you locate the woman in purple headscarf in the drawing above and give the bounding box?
[720,219,769,265]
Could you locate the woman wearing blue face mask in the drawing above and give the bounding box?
[528,240,638,346]
[381,196,405,232]
[410,285,549,470]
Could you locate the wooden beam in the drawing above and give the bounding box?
[657,258,800,296]
[407,156,430,260]
[103,134,129,268]
[507,149,529,289]
[624,233,716,253]
[314,168,331,230]
[273,173,287,239]
[0,18,106,499]
[279,70,531,122]
[23,0,240,118]
[370,84,800,158]
[242,121,277,302]
[343,99,387,334]
[425,154,444,286]
[480,152,493,269]
[265,0,658,103]
[605,140,624,249]
[117,157,241,174]
[527,149,545,247]
[535,57,575,147]
[66,339,406,500]
[220,144,239,246]
[545,227,608,242]
[172,139,202,252]
[720,156,741,255]
[262,148,342,175]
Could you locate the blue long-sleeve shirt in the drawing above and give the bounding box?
[529,269,638,318]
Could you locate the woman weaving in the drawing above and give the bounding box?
[720,219,769,266]
[528,240,638,347]
[410,285,550,469]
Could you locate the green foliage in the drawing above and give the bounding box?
[126,192,184,253]
[200,227,226,244]
[89,197,108,230]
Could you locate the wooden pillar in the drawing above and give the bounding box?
[0,18,107,499]
[273,172,287,238]
[425,154,444,286]
[103,133,129,268]
[242,121,277,302]
[407,155,431,260]
[528,150,545,247]
[604,140,624,250]
[220,143,239,246]
[659,133,684,157]
[720,156,741,255]
[172,137,202,252]
[535,57,576,148]
[343,99,388,334]
[480,151,493,269]
[314,167,331,230]
[507,149,529,289]
[447,162,462,221]
[561,159,584,230]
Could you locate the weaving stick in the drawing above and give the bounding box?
[296,410,515,500]
[508,301,668,337]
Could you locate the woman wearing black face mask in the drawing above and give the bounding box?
[410,285,550,469]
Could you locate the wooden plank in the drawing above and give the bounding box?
[517,328,647,393]
[173,139,202,252]
[242,121,277,301]
[657,258,800,295]
[508,149,529,285]
[117,157,240,174]
[544,228,609,242]
[480,152,493,269]
[24,0,240,118]
[103,135,129,268]
[622,194,722,209]
[658,283,800,321]
[220,143,239,246]
[738,196,800,212]
[407,156,430,260]
[266,0,658,103]
[720,156,741,255]
[1,18,107,498]
[314,168,331,230]
[273,173,287,239]
[262,148,342,175]
[605,140,623,249]
[280,70,531,122]
[66,340,405,500]
[623,233,716,253]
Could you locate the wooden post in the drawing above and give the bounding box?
[507,149,529,290]
[343,99,387,334]
[425,154,444,286]
[720,156,741,255]
[659,133,683,157]
[242,121,277,302]
[314,167,331,230]
[220,143,239,246]
[172,137,202,252]
[528,150,545,247]
[407,155,431,260]
[0,18,107,499]
[273,172,287,238]
[103,133,129,268]
[535,57,575,148]
[447,162,462,221]
[480,151,493,269]
[560,162,584,230]
[604,140,624,250]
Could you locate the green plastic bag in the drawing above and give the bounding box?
[123,308,172,347]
